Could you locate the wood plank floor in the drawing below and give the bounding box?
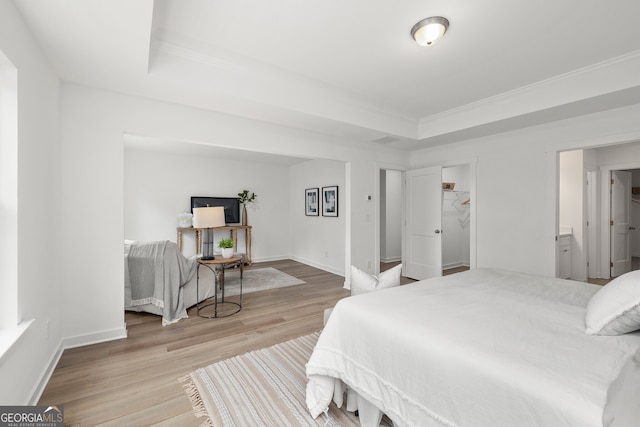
[38,259,351,426]
[40,257,612,425]
[381,261,467,282]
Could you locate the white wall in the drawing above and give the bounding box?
[380,170,402,262]
[410,104,640,277]
[289,159,346,275]
[6,0,640,404]
[58,82,407,352]
[124,146,292,260]
[0,1,62,404]
[0,57,405,401]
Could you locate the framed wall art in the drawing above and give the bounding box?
[305,188,319,216]
[322,186,338,217]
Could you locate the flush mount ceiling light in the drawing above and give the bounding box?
[411,16,449,46]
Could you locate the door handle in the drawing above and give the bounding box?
[630,226,637,231]
[434,229,441,234]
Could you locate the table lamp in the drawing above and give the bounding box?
[193,206,225,260]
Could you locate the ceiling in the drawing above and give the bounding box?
[13,0,640,151]
[123,134,310,166]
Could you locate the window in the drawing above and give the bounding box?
[0,50,18,329]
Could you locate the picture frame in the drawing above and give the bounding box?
[322,186,338,217]
[305,188,319,216]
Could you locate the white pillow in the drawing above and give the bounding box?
[350,264,402,296]
[585,270,640,335]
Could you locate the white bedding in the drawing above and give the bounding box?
[306,268,640,427]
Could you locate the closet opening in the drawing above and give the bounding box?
[379,168,403,276]
[442,164,471,275]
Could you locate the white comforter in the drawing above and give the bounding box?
[306,269,640,427]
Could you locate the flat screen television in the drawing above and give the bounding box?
[190,196,240,224]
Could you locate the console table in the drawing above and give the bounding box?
[176,225,252,264]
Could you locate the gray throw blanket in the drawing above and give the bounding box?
[127,240,196,325]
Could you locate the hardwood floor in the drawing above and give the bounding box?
[380,261,468,283]
[38,259,351,426]
[36,260,506,425]
[588,257,640,285]
[443,265,470,276]
[380,260,417,285]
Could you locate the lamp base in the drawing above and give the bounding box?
[201,255,215,261]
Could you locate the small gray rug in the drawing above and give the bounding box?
[222,267,305,297]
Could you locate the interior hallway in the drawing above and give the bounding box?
[588,256,640,286]
[384,257,640,287]
[380,262,469,285]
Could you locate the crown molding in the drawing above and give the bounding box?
[418,50,640,140]
[150,35,419,140]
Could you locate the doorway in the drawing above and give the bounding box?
[629,170,640,271]
[442,165,471,274]
[400,162,475,281]
[380,168,420,284]
[608,168,640,277]
[380,169,402,266]
[595,167,640,280]
[559,144,640,281]
[611,170,633,277]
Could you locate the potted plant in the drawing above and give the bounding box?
[237,189,257,226]
[218,238,234,258]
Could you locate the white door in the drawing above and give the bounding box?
[611,170,632,277]
[404,167,442,280]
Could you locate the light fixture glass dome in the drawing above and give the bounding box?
[411,16,449,46]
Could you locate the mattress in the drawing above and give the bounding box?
[306,268,640,426]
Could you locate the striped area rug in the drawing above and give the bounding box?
[181,332,359,427]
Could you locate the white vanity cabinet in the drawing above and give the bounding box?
[559,235,572,279]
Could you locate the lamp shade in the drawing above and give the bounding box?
[411,16,449,46]
[193,206,225,228]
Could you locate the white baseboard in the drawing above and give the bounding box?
[380,256,401,263]
[443,261,470,270]
[252,255,349,288]
[289,255,345,277]
[29,257,347,404]
[251,254,291,263]
[251,255,346,277]
[29,326,126,405]
[62,326,127,350]
[28,343,64,405]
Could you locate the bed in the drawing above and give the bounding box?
[306,268,640,427]
[124,240,216,325]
